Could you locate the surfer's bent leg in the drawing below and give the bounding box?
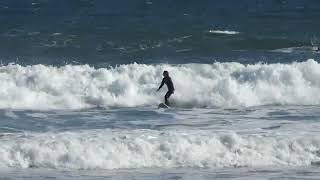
[165,90,173,105]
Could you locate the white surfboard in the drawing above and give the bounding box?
[158,103,169,109]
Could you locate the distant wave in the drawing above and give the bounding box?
[270,46,319,53]
[208,30,240,35]
[0,59,320,110]
[0,130,319,169]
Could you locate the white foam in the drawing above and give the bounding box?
[0,130,319,169]
[208,30,240,35]
[0,60,320,109]
[270,46,318,53]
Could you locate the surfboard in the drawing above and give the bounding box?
[158,103,169,109]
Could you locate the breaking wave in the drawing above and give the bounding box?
[0,59,320,109]
[0,130,319,169]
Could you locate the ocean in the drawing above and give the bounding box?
[1,0,320,179]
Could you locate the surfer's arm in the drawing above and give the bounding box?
[157,79,165,91]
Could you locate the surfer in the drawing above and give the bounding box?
[157,70,175,106]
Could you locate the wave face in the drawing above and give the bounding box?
[0,130,319,169]
[0,59,320,110]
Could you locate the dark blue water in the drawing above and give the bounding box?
[0,0,320,66]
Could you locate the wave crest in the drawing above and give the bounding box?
[208,30,240,35]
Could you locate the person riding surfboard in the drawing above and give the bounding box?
[157,70,175,106]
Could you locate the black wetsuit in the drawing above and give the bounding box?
[158,76,175,105]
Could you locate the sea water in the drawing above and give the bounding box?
[1,1,320,179]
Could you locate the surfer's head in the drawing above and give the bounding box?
[163,70,169,77]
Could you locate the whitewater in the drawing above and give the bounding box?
[0,59,320,110]
[1,129,320,170]
[1,102,320,179]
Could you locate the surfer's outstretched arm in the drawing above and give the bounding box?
[157,78,165,91]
